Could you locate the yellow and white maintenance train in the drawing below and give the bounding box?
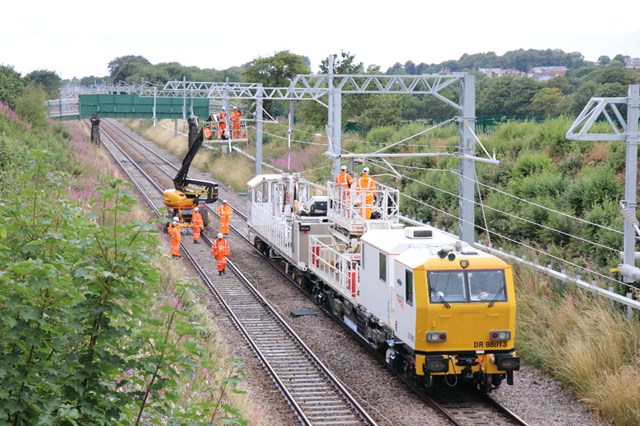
[246,173,520,392]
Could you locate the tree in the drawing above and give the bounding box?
[319,51,363,74]
[14,84,49,128]
[386,62,406,75]
[0,65,25,108]
[477,76,544,116]
[107,55,151,83]
[24,69,62,99]
[613,54,628,64]
[242,50,310,116]
[529,87,565,117]
[79,76,106,86]
[404,61,416,75]
[598,55,611,66]
[596,66,637,85]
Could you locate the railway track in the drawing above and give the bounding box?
[96,119,377,426]
[95,121,527,425]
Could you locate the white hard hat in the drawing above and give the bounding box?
[341,165,347,171]
[221,106,226,110]
[194,207,199,211]
[217,233,223,238]
[362,167,370,174]
[223,200,228,204]
[233,106,238,110]
[173,216,179,222]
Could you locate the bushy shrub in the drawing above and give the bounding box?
[14,84,49,130]
[510,151,557,179]
[366,126,395,144]
[565,166,622,215]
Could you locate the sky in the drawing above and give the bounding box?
[2,0,639,81]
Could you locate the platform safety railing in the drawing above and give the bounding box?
[308,235,360,298]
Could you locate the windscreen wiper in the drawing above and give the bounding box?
[430,287,451,309]
[488,287,505,308]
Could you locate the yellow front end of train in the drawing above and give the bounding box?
[413,256,519,387]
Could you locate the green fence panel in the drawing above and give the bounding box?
[78,95,210,119]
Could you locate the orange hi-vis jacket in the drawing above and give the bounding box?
[192,211,204,229]
[211,237,230,259]
[169,223,182,256]
[230,110,242,127]
[211,237,230,272]
[355,174,377,219]
[192,211,204,241]
[218,110,227,130]
[335,171,353,189]
[217,203,233,222]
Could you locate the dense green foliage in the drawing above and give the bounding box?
[0,110,248,424]
[0,65,25,109]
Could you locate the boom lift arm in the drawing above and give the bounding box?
[163,117,218,209]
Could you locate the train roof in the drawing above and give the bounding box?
[247,174,283,188]
[394,245,506,269]
[361,226,462,254]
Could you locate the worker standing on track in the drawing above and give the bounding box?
[230,106,242,138]
[192,207,204,244]
[211,233,230,275]
[168,216,182,258]
[355,167,377,220]
[217,107,227,139]
[217,199,233,235]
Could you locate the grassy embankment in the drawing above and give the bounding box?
[0,108,268,424]
[130,117,640,425]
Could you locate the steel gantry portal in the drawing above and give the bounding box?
[566,84,640,283]
[52,62,483,243]
[152,71,481,243]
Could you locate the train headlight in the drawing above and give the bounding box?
[426,331,447,342]
[460,259,469,268]
[425,355,448,373]
[489,330,511,341]
[495,353,520,371]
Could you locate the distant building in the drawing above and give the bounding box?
[528,66,568,81]
[625,58,640,69]
[478,68,526,78]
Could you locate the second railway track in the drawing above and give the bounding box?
[95,118,533,426]
[97,119,377,425]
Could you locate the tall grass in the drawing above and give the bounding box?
[516,265,640,424]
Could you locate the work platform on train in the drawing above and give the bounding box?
[327,182,401,236]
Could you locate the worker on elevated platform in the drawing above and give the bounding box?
[192,207,204,243]
[336,165,353,189]
[211,233,230,275]
[335,165,354,217]
[217,107,228,139]
[355,167,376,220]
[168,216,182,258]
[230,106,243,138]
[203,122,213,140]
[217,200,233,235]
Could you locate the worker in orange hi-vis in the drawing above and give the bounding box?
[168,216,182,258]
[192,207,204,244]
[335,165,354,216]
[216,199,233,235]
[211,233,230,275]
[203,122,213,140]
[335,165,353,189]
[230,106,242,138]
[355,167,377,220]
[217,107,227,139]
